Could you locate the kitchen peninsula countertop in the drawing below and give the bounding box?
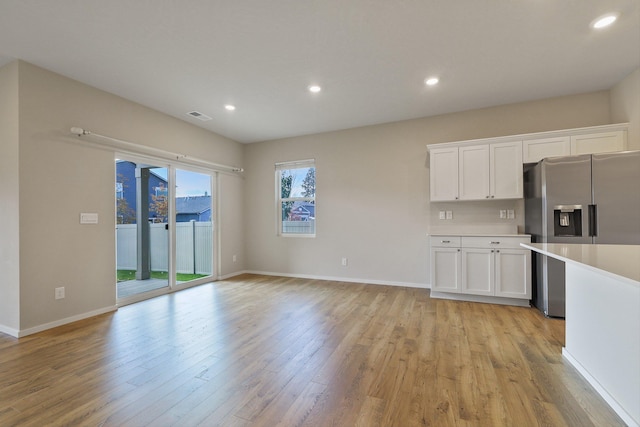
[521,242,640,427]
[520,243,640,286]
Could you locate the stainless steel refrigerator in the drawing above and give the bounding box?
[524,151,640,317]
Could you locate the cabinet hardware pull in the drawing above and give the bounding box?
[441,240,450,243]
[496,250,500,253]
[490,241,500,244]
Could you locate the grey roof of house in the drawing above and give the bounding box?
[176,196,211,214]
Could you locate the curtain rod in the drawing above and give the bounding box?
[70,127,244,173]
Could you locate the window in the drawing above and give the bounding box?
[115,182,124,199]
[155,185,168,198]
[276,159,315,236]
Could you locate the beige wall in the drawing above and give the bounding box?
[244,91,611,286]
[2,58,632,335]
[6,61,245,334]
[0,61,20,333]
[217,172,246,277]
[611,67,640,150]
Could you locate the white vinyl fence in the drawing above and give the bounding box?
[282,220,315,234]
[116,221,213,275]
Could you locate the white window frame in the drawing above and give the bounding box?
[275,159,316,237]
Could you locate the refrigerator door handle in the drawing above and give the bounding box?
[588,204,598,237]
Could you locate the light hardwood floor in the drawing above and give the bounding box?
[0,274,625,426]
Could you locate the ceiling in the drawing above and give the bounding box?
[0,1,638,143]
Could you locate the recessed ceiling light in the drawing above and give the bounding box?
[224,104,236,111]
[425,77,439,86]
[308,85,322,93]
[591,13,618,29]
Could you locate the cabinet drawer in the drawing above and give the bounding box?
[430,236,461,247]
[462,236,529,249]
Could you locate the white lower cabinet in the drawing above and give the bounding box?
[430,235,531,306]
[495,248,531,298]
[461,248,494,296]
[430,236,462,292]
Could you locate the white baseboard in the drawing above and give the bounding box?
[563,348,639,427]
[430,291,530,307]
[16,305,118,338]
[0,324,20,338]
[244,270,428,289]
[3,272,425,339]
[218,270,250,280]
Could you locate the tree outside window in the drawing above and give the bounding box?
[150,183,168,223]
[116,174,135,224]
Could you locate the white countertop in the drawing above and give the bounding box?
[429,233,530,237]
[521,243,640,286]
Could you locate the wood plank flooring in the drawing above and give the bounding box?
[0,274,625,426]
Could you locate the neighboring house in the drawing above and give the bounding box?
[175,196,211,222]
[116,160,168,224]
[289,202,315,221]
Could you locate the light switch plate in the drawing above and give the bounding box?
[507,209,515,219]
[439,211,446,220]
[445,211,453,220]
[80,213,99,224]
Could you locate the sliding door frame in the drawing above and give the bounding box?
[115,152,218,307]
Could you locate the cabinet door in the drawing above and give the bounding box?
[430,247,461,292]
[429,147,459,201]
[494,249,531,299]
[459,145,489,200]
[523,136,570,163]
[461,248,494,295]
[490,141,523,199]
[570,131,626,155]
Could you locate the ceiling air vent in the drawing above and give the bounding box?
[187,111,212,121]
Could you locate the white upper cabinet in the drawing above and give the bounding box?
[455,141,523,201]
[522,127,627,163]
[431,141,523,201]
[490,141,523,199]
[459,145,489,200]
[570,131,626,155]
[429,146,459,201]
[427,123,628,202]
[523,136,571,163]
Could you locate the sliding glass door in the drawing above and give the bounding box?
[174,168,214,286]
[115,159,170,299]
[115,157,215,302]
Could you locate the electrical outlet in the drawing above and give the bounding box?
[55,287,65,300]
[232,254,237,263]
[507,209,515,219]
[439,211,446,220]
[341,257,348,266]
[500,210,507,219]
[445,211,453,220]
